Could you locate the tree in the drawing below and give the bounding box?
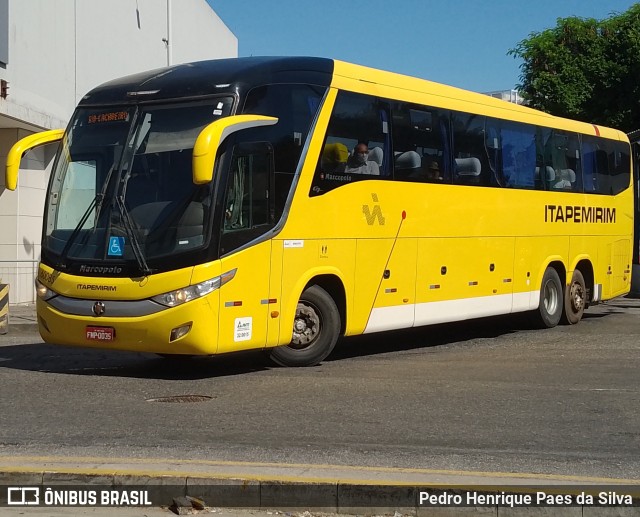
[509,4,640,133]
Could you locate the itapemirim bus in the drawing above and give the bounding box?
[5,57,633,366]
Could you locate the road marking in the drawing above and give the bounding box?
[1,455,640,486]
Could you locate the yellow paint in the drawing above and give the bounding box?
[5,129,64,190]
[193,115,277,184]
[1,455,639,487]
[31,58,633,358]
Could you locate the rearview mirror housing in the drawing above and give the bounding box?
[5,129,64,191]
[192,115,278,185]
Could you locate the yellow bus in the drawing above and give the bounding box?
[6,57,633,366]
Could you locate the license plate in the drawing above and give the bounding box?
[86,326,115,341]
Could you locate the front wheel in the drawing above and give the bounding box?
[561,270,586,325]
[534,267,563,328]
[269,285,340,367]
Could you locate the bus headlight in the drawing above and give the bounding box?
[35,279,56,301]
[151,268,236,308]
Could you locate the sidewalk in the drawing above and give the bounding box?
[4,302,38,333]
[1,455,640,516]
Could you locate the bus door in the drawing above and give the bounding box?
[217,141,278,353]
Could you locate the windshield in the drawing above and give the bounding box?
[44,98,233,274]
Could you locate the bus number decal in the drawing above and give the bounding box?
[234,317,252,342]
[284,240,304,248]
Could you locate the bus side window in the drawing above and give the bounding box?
[310,91,390,196]
[391,102,449,182]
[220,141,274,255]
[609,141,631,195]
[534,127,551,190]
[242,83,327,219]
[224,152,270,231]
[452,112,488,186]
[547,131,581,192]
[497,121,536,189]
[584,137,632,196]
[485,119,502,185]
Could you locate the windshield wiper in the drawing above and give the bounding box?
[115,195,152,276]
[56,195,100,269]
[57,160,120,268]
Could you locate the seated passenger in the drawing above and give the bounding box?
[404,158,442,182]
[553,168,575,190]
[425,161,442,181]
[344,143,380,175]
[321,142,348,173]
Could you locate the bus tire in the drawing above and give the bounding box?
[269,285,340,367]
[561,269,586,325]
[535,267,563,328]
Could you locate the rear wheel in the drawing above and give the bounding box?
[534,267,563,328]
[269,285,340,367]
[561,270,586,325]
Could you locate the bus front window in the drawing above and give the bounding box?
[43,98,234,274]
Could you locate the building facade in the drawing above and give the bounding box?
[0,0,237,303]
[483,89,526,105]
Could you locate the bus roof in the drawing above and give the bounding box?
[79,56,334,106]
[79,56,627,142]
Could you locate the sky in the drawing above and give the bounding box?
[207,0,638,94]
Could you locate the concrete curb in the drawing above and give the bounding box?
[1,459,640,515]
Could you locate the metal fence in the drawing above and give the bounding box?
[0,260,39,304]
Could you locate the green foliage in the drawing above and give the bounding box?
[509,4,640,132]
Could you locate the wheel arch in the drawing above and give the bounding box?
[538,258,567,289]
[303,274,347,336]
[280,268,348,343]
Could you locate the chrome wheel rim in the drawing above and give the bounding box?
[543,280,559,315]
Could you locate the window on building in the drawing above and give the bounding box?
[0,0,7,66]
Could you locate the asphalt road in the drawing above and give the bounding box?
[1,298,640,482]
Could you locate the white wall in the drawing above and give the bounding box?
[1,0,237,128]
[1,0,75,129]
[170,0,238,66]
[0,128,53,302]
[0,0,237,302]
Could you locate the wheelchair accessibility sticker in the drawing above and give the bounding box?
[108,236,125,257]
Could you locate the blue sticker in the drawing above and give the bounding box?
[108,236,125,256]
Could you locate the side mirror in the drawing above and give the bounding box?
[192,115,278,185]
[5,129,64,191]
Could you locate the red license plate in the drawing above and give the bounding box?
[86,326,115,341]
